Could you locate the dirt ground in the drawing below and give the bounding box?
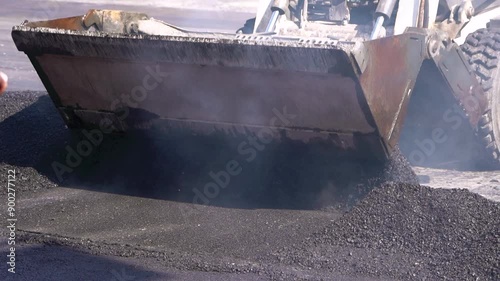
[414,166,500,201]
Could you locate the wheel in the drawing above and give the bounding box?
[461,28,500,166]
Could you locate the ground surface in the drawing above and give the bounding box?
[0,92,498,281]
[0,1,499,281]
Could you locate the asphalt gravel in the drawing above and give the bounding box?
[0,91,499,281]
[275,184,500,280]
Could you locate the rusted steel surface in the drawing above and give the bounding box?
[33,54,375,133]
[82,9,149,33]
[24,16,86,31]
[355,32,427,151]
[24,10,150,33]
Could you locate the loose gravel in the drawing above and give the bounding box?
[0,91,63,193]
[1,91,499,281]
[275,184,500,280]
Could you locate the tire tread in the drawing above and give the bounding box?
[461,29,500,164]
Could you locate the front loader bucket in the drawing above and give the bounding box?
[11,10,427,163]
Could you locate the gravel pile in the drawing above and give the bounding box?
[0,91,64,193]
[276,184,500,280]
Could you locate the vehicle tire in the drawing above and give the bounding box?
[461,28,500,167]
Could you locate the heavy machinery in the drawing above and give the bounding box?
[10,0,500,173]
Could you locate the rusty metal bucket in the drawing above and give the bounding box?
[11,10,428,163]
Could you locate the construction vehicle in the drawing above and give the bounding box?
[10,0,500,173]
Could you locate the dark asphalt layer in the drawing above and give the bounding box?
[0,91,498,281]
